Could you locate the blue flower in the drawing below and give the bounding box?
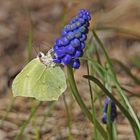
[102,98,117,124]
[53,9,91,69]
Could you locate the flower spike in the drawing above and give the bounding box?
[53,9,91,69]
[102,98,117,124]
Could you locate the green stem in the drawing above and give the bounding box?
[67,66,107,139]
[87,63,94,115]
[107,102,113,140]
[86,62,98,140]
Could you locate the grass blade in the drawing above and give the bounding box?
[86,62,99,140]
[27,27,33,62]
[112,59,140,85]
[84,75,140,139]
[92,30,140,131]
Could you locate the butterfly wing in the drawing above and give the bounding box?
[12,58,67,101]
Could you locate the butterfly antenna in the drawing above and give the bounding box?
[42,41,52,51]
[38,44,41,52]
[33,44,38,56]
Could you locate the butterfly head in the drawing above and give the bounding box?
[38,52,45,59]
[37,51,55,67]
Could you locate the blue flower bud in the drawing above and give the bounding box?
[78,18,85,25]
[61,37,69,46]
[70,23,77,31]
[102,98,117,124]
[53,45,59,51]
[80,34,87,42]
[80,42,86,49]
[56,38,63,46]
[62,30,68,36]
[103,99,116,113]
[55,47,65,58]
[83,15,90,21]
[102,113,107,124]
[102,112,117,124]
[70,38,80,48]
[74,50,83,58]
[65,45,75,54]
[53,56,61,64]
[71,59,80,69]
[74,30,82,38]
[66,32,75,40]
[62,54,72,65]
[84,21,90,27]
[87,15,91,21]
[75,21,81,27]
[79,26,88,34]
[64,24,71,32]
[78,13,83,18]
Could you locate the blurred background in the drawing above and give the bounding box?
[0,0,140,139]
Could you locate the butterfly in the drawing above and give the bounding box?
[12,50,67,101]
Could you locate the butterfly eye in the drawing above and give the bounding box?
[38,52,44,58]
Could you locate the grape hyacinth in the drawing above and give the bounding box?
[102,98,117,124]
[53,9,91,69]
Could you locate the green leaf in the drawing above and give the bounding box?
[92,30,140,133]
[12,58,67,101]
[83,75,140,139]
